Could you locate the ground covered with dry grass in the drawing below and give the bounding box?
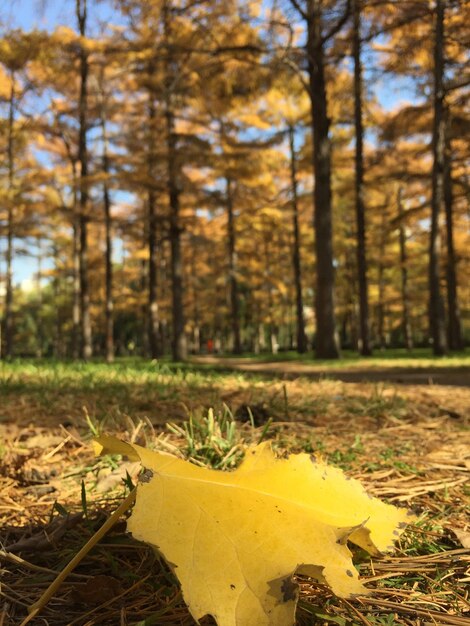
[0,359,469,625]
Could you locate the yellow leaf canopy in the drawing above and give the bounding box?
[95,437,414,626]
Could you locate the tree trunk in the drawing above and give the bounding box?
[3,74,15,359]
[443,123,463,350]
[72,207,81,359]
[166,106,186,361]
[53,245,63,358]
[77,0,92,360]
[226,177,242,354]
[353,0,371,356]
[429,0,448,355]
[164,3,187,361]
[397,187,413,350]
[377,211,387,350]
[147,91,160,359]
[140,254,149,357]
[101,113,114,363]
[62,138,80,359]
[35,236,44,357]
[306,0,339,358]
[288,124,307,353]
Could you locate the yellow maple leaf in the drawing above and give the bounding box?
[94,437,414,626]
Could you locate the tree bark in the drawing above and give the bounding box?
[60,133,80,358]
[226,177,242,354]
[377,210,387,350]
[100,106,114,363]
[77,0,92,360]
[147,90,160,359]
[53,245,64,358]
[35,236,44,357]
[72,193,81,360]
[397,187,413,350]
[140,253,149,357]
[353,0,371,356]
[305,0,339,358]
[166,108,187,361]
[3,74,15,359]
[443,122,463,350]
[429,0,448,355]
[164,2,187,361]
[288,125,307,353]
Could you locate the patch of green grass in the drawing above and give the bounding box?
[326,435,365,470]
[166,407,247,470]
[0,358,258,427]
[363,614,398,626]
[400,516,449,556]
[342,385,408,419]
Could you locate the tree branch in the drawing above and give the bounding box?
[288,0,308,21]
[322,0,351,43]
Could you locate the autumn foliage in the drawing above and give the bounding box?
[0,0,468,359]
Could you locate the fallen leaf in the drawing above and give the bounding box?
[95,437,414,626]
[449,528,470,548]
[95,461,141,493]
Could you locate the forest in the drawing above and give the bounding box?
[0,0,468,362]
[2,3,470,625]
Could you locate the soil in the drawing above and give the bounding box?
[191,356,470,387]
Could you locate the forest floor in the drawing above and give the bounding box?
[191,351,470,386]
[0,359,469,626]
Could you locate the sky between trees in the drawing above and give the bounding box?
[0,0,468,361]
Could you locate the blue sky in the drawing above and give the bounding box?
[3,0,418,284]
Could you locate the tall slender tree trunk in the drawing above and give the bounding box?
[166,110,187,361]
[377,210,387,350]
[53,245,63,358]
[100,109,114,363]
[147,90,160,359]
[62,142,80,358]
[226,177,242,354]
[77,0,92,360]
[35,236,44,357]
[72,199,81,360]
[429,0,448,355]
[264,236,278,354]
[288,124,307,353]
[353,0,371,356]
[4,74,15,359]
[164,3,186,361]
[397,187,413,350]
[191,238,201,354]
[443,122,463,350]
[140,252,149,357]
[305,0,339,358]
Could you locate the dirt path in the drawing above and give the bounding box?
[191,356,470,387]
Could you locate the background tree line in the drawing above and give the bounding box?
[0,0,468,361]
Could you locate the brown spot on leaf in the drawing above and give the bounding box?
[139,469,154,484]
[346,570,354,577]
[280,577,297,602]
[310,454,317,463]
[230,584,236,590]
